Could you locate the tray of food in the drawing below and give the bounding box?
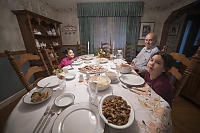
[78,65,107,74]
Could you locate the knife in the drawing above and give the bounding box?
[121,85,140,95]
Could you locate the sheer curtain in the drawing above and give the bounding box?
[77,2,144,54]
[93,17,127,51]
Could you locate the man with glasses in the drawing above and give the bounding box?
[131,32,159,74]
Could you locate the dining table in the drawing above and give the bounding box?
[3,55,172,133]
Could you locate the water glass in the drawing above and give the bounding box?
[88,81,97,105]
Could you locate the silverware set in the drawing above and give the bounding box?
[121,84,145,95]
[33,105,57,133]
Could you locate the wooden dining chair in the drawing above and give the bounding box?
[41,45,59,73]
[168,52,191,99]
[158,44,168,52]
[125,43,137,64]
[77,42,88,56]
[101,42,112,54]
[5,50,50,92]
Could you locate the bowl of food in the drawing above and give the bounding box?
[105,71,118,83]
[99,94,134,129]
[23,88,53,104]
[90,76,111,91]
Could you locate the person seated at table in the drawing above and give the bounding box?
[145,52,175,107]
[131,32,159,74]
[58,48,78,68]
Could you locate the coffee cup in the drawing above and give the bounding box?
[120,64,132,74]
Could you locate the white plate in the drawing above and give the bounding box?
[113,59,127,64]
[37,76,59,88]
[99,94,134,129]
[98,58,108,63]
[81,55,93,60]
[52,103,104,133]
[119,74,145,86]
[54,93,75,107]
[65,73,76,80]
[72,59,83,65]
[23,88,53,104]
[63,65,73,70]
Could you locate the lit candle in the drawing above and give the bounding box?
[88,41,90,55]
[113,41,115,53]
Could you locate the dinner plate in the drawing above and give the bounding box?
[72,59,83,65]
[99,94,134,129]
[113,59,127,64]
[65,73,76,80]
[54,93,75,107]
[98,58,108,63]
[52,103,104,133]
[37,76,59,88]
[23,87,53,104]
[119,74,145,86]
[81,55,93,60]
[63,65,73,70]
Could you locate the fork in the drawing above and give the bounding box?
[33,106,50,133]
[40,106,56,133]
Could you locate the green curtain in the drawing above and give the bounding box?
[77,2,143,17]
[126,17,141,44]
[77,2,144,53]
[79,17,94,53]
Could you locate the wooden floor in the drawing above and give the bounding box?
[172,95,200,133]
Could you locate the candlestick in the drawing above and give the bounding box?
[113,41,115,54]
[88,41,90,55]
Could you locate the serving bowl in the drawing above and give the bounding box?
[90,76,111,91]
[99,94,134,129]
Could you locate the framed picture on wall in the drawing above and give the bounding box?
[168,23,179,36]
[139,22,155,39]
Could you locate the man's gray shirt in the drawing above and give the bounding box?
[132,45,159,72]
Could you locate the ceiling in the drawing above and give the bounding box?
[44,0,196,11]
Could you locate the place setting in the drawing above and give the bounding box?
[32,92,76,133]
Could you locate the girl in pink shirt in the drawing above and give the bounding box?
[58,49,77,68]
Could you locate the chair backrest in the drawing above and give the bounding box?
[101,42,112,54]
[77,42,88,56]
[158,45,168,52]
[168,52,191,98]
[125,43,136,64]
[41,46,59,73]
[5,50,50,92]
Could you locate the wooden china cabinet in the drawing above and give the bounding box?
[12,10,63,59]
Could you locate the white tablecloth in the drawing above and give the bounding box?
[3,57,172,133]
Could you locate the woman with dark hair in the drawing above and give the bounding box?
[145,52,175,106]
[58,48,78,68]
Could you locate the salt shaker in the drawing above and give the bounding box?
[79,74,84,82]
[86,73,90,80]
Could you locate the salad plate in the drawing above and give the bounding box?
[37,76,59,88]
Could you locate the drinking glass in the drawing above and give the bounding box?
[116,63,121,78]
[88,81,97,105]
